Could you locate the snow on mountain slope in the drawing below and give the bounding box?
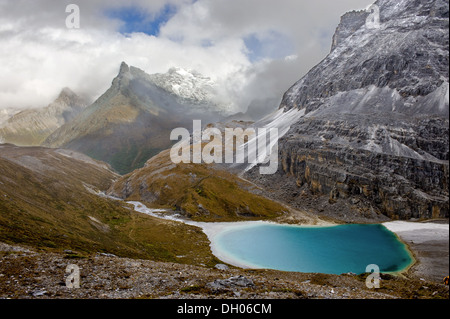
[243,0,449,221]
[149,67,234,115]
[282,0,448,115]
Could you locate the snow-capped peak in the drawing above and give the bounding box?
[149,66,234,115]
[113,62,235,116]
[150,67,216,102]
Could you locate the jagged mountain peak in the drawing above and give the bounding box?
[59,87,76,97]
[331,0,449,52]
[282,0,449,117]
[111,62,152,89]
[244,0,449,222]
[109,61,233,115]
[119,61,130,74]
[149,66,220,106]
[111,62,133,90]
[43,62,232,174]
[331,10,368,52]
[166,66,209,80]
[53,87,87,109]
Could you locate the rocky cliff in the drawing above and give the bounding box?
[245,0,449,221]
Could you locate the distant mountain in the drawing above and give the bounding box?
[0,88,88,146]
[0,108,19,127]
[244,0,449,221]
[150,67,233,115]
[224,97,281,122]
[43,63,232,174]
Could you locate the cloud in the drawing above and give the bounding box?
[243,30,295,62]
[105,4,178,36]
[0,0,374,112]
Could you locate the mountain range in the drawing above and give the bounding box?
[0,63,235,174]
[43,63,237,174]
[0,0,448,224]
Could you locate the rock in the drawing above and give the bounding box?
[207,276,255,291]
[214,264,229,271]
[229,276,255,288]
[281,0,449,113]
[32,290,47,297]
[1,242,448,299]
[97,253,117,258]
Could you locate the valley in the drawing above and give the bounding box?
[0,144,219,266]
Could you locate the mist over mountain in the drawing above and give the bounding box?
[0,88,88,146]
[43,62,231,174]
[0,109,19,127]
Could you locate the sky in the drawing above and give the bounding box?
[0,0,374,113]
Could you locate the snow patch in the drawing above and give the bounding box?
[384,221,449,245]
[242,108,306,172]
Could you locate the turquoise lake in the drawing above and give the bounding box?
[215,224,413,275]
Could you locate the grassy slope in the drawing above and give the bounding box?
[0,145,219,266]
[109,149,288,222]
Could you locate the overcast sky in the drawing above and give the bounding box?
[0,0,374,112]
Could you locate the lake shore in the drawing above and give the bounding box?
[128,201,448,283]
[201,222,416,275]
[191,215,448,283]
[1,202,447,299]
[383,220,449,283]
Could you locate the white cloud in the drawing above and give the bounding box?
[0,0,374,112]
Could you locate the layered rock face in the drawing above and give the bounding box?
[246,0,449,221]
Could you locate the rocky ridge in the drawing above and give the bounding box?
[0,88,88,146]
[245,0,449,221]
[42,63,230,174]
